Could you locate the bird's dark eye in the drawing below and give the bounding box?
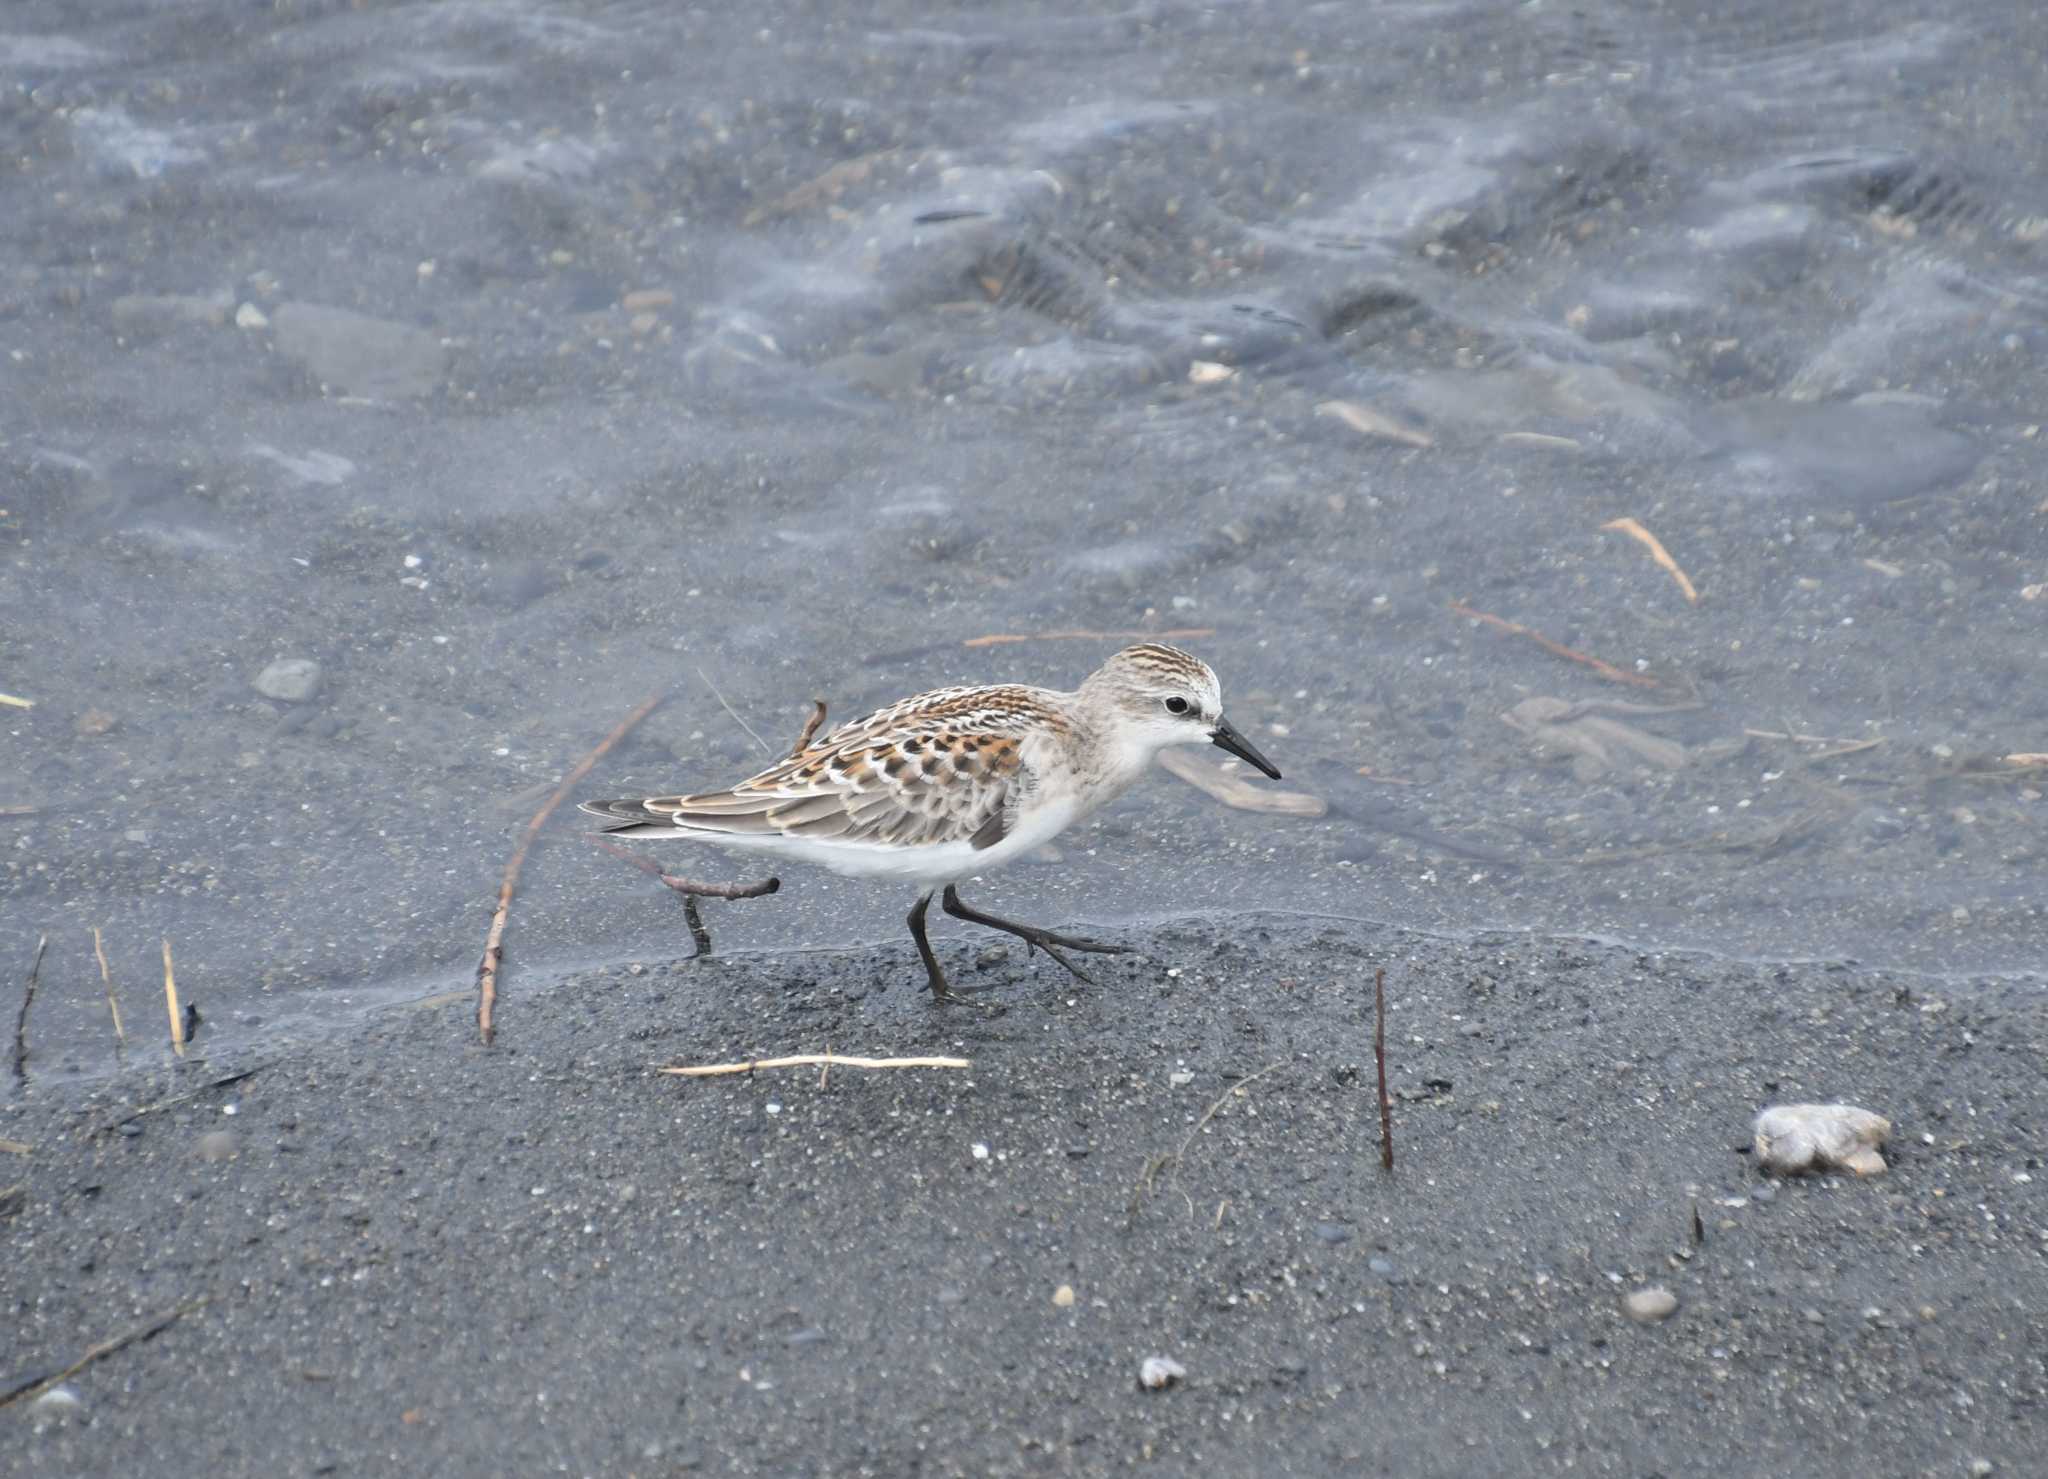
[1163,696,1190,716]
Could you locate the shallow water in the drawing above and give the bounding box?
[5,0,2045,1075]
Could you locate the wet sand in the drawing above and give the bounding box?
[6,919,2043,1475]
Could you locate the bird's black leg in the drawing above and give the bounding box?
[907,891,955,1001]
[940,885,1130,986]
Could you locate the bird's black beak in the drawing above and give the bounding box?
[1209,715,1282,780]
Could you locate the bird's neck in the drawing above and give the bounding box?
[1057,696,1157,808]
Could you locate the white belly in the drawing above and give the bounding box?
[645,794,1086,889]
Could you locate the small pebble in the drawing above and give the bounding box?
[1168,1070,1194,1087]
[234,301,268,329]
[1052,1284,1075,1308]
[1368,1256,1397,1279]
[1623,1287,1679,1323]
[1313,1223,1352,1245]
[27,1385,84,1425]
[196,1129,239,1161]
[253,657,322,704]
[1138,1355,1185,1390]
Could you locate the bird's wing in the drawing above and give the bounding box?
[586,691,1049,850]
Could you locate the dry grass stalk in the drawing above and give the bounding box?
[696,667,769,755]
[660,1052,970,1078]
[162,938,184,1058]
[93,927,125,1061]
[1132,1061,1286,1215]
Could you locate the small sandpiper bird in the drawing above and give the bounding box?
[581,643,1281,1001]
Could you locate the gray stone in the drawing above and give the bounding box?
[272,302,448,398]
[1623,1287,1679,1323]
[254,658,322,704]
[196,1129,240,1161]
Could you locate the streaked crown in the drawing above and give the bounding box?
[1081,643,1223,721]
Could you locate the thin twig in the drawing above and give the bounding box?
[478,692,666,1045]
[1601,517,1700,603]
[696,666,770,756]
[12,934,45,1082]
[1449,601,1660,688]
[163,939,184,1059]
[680,896,712,957]
[0,1297,210,1409]
[1375,968,1394,1173]
[0,1138,28,1155]
[659,875,781,901]
[594,834,785,910]
[84,1068,263,1138]
[789,699,828,759]
[583,836,778,958]
[659,1052,970,1077]
[962,627,1217,649]
[92,927,125,1063]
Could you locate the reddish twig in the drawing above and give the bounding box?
[788,699,828,759]
[1375,967,1393,1173]
[584,836,780,959]
[1448,601,1659,688]
[583,837,781,901]
[477,692,665,1045]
